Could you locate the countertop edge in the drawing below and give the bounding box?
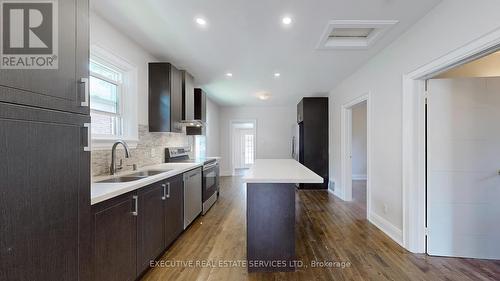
[91,163,202,205]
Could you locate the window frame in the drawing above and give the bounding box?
[89,58,124,138]
[90,45,139,150]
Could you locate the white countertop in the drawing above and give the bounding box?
[91,162,202,205]
[242,159,324,184]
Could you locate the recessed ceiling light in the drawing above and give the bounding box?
[225,72,233,77]
[274,72,281,77]
[282,16,292,25]
[257,92,271,100]
[195,17,207,26]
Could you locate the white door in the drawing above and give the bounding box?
[427,77,500,259]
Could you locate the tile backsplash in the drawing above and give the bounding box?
[91,125,190,176]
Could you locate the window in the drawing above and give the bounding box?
[89,45,139,150]
[90,59,123,137]
[244,134,254,165]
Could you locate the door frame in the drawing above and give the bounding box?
[402,27,500,253]
[229,119,257,175]
[340,93,372,219]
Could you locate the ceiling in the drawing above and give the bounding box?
[92,0,441,106]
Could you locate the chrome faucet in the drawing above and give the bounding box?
[110,140,131,175]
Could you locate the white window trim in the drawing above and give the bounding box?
[90,44,139,150]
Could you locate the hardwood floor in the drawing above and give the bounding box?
[141,176,500,281]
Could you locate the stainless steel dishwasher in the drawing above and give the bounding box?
[183,167,202,229]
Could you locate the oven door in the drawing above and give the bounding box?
[202,162,219,202]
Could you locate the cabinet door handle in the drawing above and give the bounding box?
[132,195,138,216]
[162,183,171,200]
[83,123,91,152]
[80,78,89,107]
[162,184,167,200]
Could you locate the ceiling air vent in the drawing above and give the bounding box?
[317,20,398,50]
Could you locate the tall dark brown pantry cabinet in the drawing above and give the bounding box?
[297,97,329,189]
[0,0,91,280]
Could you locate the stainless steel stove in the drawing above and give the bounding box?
[165,147,219,215]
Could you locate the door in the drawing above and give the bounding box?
[0,103,90,281]
[92,193,137,281]
[165,174,184,247]
[137,183,165,274]
[0,0,89,114]
[240,130,255,168]
[427,77,500,259]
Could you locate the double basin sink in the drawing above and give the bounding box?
[97,169,173,183]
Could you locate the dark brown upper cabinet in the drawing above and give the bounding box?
[148,63,183,133]
[186,88,207,135]
[0,0,89,115]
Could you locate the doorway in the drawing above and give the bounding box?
[402,32,500,255]
[424,51,500,259]
[351,101,368,216]
[230,120,256,176]
[341,94,371,218]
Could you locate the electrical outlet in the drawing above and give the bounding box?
[383,204,389,214]
[151,148,156,158]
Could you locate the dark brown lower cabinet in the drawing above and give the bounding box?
[137,183,166,275]
[92,174,186,280]
[165,174,184,247]
[92,193,137,281]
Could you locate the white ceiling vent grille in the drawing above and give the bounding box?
[317,20,398,50]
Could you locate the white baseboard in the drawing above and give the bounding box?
[352,174,367,180]
[333,188,343,200]
[368,212,403,246]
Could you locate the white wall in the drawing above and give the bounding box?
[91,11,155,126]
[351,102,367,179]
[219,106,295,175]
[329,0,500,239]
[206,97,221,157]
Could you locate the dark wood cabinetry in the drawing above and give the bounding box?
[92,193,137,281]
[0,103,91,281]
[297,97,329,189]
[148,63,183,132]
[0,0,91,280]
[186,88,207,135]
[0,0,89,115]
[91,173,185,280]
[170,66,183,133]
[181,71,195,121]
[164,174,184,247]
[137,183,166,275]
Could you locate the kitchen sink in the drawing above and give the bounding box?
[127,169,172,177]
[97,176,146,183]
[96,169,173,183]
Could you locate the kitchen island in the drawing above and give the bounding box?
[242,159,323,272]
